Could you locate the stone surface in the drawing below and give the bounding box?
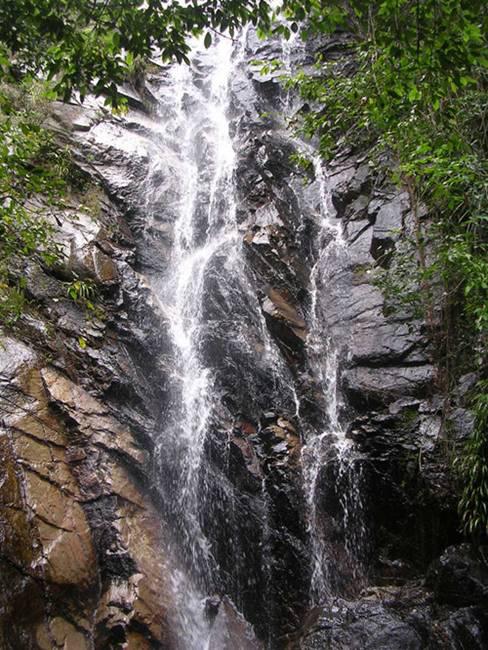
[298,598,423,650]
[207,597,264,649]
[430,607,488,649]
[426,545,488,607]
[0,133,171,646]
[0,25,482,650]
[343,364,434,404]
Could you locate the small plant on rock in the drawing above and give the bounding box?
[66,278,96,310]
[457,381,488,541]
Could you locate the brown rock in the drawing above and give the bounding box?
[92,247,119,284]
[36,617,90,650]
[125,630,154,649]
[13,432,80,496]
[207,597,263,649]
[262,288,308,341]
[277,417,296,433]
[231,436,262,478]
[117,505,170,644]
[0,335,173,647]
[24,470,97,586]
[41,367,147,466]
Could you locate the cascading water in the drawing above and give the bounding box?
[148,35,244,647]
[89,21,370,646]
[301,153,369,601]
[163,38,237,572]
[276,30,369,604]
[144,30,300,647]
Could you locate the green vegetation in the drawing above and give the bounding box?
[0,0,276,106]
[289,151,314,174]
[458,381,488,539]
[0,80,66,323]
[0,79,109,324]
[0,2,281,324]
[66,278,96,306]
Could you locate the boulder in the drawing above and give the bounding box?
[430,607,488,649]
[299,598,423,649]
[426,545,488,607]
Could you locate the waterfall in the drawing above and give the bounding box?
[149,34,243,648]
[276,30,369,603]
[301,153,369,601]
[148,26,369,641]
[87,23,370,646]
[147,30,298,647]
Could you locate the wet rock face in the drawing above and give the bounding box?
[430,607,488,650]
[1,28,484,650]
[426,545,488,608]
[232,30,485,649]
[0,180,172,647]
[298,598,424,650]
[1,45,314,647]
[0,341,170,646]
[206,597,264,650]
[295,572,488,650]
[296,593,488,650]
[201,411,309,645]
[318,147,469,578]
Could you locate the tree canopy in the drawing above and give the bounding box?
[3,1,484,108]
[0,0,278,104]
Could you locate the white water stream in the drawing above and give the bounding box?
[302,156,369,602]
[84,24,369,646]
[152,35,244,648]
[147,31,297,647]
[150,25,369,640]
[278,38,368,602]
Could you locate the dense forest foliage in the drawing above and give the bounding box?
[0,1,486,538]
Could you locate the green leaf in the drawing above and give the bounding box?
[408,86,421,102]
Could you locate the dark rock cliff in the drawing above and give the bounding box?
[0,30,486,650]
